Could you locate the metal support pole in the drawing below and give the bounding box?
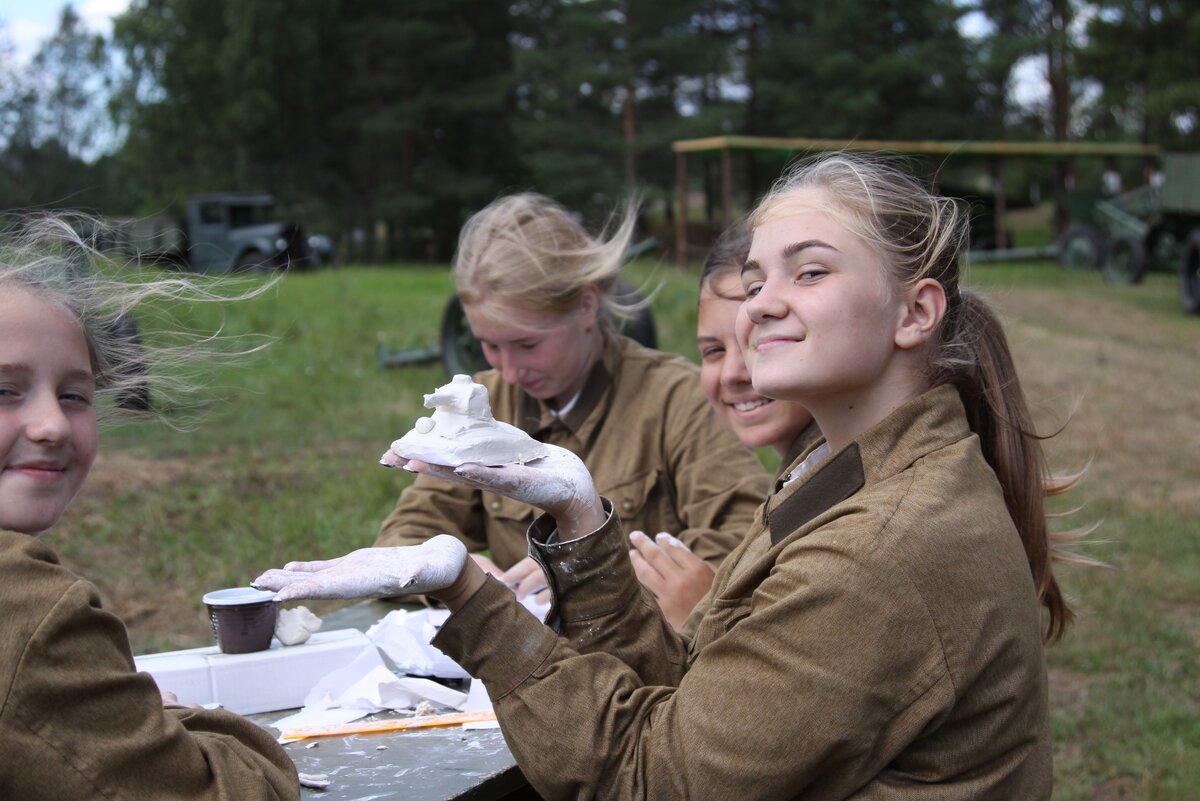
[991,158,1008,251]
[676,151,688,268]
[721,147,733,230]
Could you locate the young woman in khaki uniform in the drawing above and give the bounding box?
[259,153,1082,800]
[0,220,298,801]
[374,193,769,611]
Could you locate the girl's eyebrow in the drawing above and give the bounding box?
[0,363,30,375]
[781,239,839,259]
[0,363,93,383]
[742,239,839,276]
[480,336,538,346]
[64,368,96,384]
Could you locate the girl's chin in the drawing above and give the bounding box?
[0,514,60,536]
[731,416,783,445]
[750,373,811,404]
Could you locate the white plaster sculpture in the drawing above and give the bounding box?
[274,605,323,646]
[381,374,550,468]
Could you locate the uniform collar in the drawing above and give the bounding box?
[774,418,825,484]
[767,384,970,544]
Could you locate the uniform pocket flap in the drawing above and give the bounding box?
[479,492,536,522]
[600,468,660,521]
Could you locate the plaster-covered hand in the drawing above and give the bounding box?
[399,444,605,541]
[629,530,716,631]
[252,534,468,603]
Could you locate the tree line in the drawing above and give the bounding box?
[1,0,1197,262]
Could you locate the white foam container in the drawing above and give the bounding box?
[135,628,374,714]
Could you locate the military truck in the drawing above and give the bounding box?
[105,193,332,274]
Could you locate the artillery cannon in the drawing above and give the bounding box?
[1057,152,1200,313]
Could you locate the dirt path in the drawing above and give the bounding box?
[988,286,1200,519]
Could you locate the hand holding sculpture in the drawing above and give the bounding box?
[381,374,601,537]
[252,535,468,602]
[407,444,605,540]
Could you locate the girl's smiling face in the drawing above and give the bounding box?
[698,274,813,455]
[0,288,98,535]
[736,189,918,447]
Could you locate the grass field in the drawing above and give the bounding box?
[49,257,1198,800]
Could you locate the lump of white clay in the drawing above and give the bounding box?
[274,606,322,646]
[381,374,550,467]
[298,772,330,790]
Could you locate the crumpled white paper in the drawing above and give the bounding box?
[367,608,469,679]
[366,595,550,680]
[269,645,469,730]
[268,592,549,731]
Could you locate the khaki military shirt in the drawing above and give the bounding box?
[0,530,299,801]
[434,385,1052,801]
[376,334,769,568]
[678,417,824,639]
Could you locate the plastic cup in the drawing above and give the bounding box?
[203,587,278,654]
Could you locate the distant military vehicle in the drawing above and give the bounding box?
[104,193,332,274]
[1057,152,1200,313]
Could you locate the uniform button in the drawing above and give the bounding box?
[621,499,633,512]
[490,500,502,511]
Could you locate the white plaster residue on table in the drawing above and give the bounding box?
[287,726,515,800]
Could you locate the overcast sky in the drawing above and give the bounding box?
[1,0,129,64]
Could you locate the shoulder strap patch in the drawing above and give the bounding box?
[768,444,864,545]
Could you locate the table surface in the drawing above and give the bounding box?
[254,599,527,801]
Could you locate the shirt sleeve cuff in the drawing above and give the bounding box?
[524,497,646,624]
[431,576,560,698]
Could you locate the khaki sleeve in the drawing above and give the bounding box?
[435,515,951,801]
[660,381,770,563]
[525,503,689,685]
[374,470,489,553]
[4,580,298,801]
[434,503,689,697]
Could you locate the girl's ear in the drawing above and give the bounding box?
[580,285,601,328]
[894,278,947,350]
